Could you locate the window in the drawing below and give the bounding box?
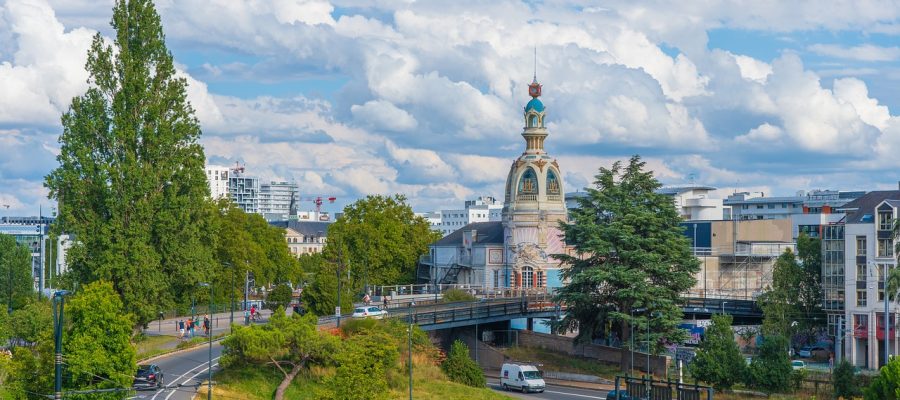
[742,205,749,210]
[857,264,867,281]
[756,205,764,209]
[857,290,867,307]
[493,270,500,288]
[522,267,534,288]
[879,239,894,258]
[857,237,867,256]
[767,204,776,209]
[879,211,893,231]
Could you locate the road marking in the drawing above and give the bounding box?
[544,389,604,399]
[150,356,221,400]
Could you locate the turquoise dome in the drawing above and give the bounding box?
[525,98,545,112]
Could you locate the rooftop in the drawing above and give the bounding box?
[839,191,900,224]
[433,221,504,246]
[268,220,331,236]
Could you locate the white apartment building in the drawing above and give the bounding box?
[657,185,725,221]
[205,165,230,200]
[840,190,900,370]
[423,196,503,236]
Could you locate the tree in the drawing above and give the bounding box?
[833,359,859,399]
[865,356,900,400]
[758,249,803,338]
[442,340,485,387]
[746,335,792,395]
[299,253,352,316]
[221,309,338,400]
[0,234,34,312]
[329,330,398,400]
[6,301,54,398]
[44,0,215,327]
[325,195,440,294]
[689,314,746,391]
[552,156,699,371]
[266,283,293,311]
[796,233,825,330]
[64,281,137,397]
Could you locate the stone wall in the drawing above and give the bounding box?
[517,330,669,376]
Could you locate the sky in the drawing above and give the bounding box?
[1,0,900,216]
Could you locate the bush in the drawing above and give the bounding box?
[330,331,398,400]
[746,335,792,394]
[864,356,900,400]
[340,317,379,336]
[266,283,293,311]
[688,314,746,391]
[833,359,859,399]
[441,340,486,387]
[442,288,476,303]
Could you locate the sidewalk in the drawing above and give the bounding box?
[142,309,275,337]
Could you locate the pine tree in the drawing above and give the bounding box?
[45,0,214,327]
[689,314,746,391]
[553,156,699,371]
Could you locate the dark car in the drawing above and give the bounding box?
[606,390,631,400]
[133,364,164,390]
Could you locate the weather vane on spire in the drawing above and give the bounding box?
[528,46,542,98]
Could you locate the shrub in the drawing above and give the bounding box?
[340,317,379,336]
[688,314,746,391]
[746,335,792,394]
[864,356,900,400]
[833,359,858,399]
[442,288,476,303]
[330,331,398,400]
[441,340,486,387]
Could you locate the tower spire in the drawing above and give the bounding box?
[533,46,537,83]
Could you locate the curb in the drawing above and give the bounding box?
[138,336,228,364]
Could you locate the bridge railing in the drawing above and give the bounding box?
[386,294,561,327]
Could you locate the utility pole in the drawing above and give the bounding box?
[226,262,234,332]
[53,290,70,400]
[836,316,843,364]
[408,302,413,400]
[886,262,890,368]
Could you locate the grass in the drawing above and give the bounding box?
[134,335,178,360]
[201,353,514,400]
[503,346,621,379]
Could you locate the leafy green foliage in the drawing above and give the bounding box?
[64,281,137,397]
[329,330,399,400]
[758,246,824,341]
[833,359,859,399]
[325,195,440,293]
[746,335,792,394]
[266,284,293,311]
[865,356,900,400]
[10,301,52,344]
[6,300,54,398]
[688,314,745,391]
[0,234,34,312]
[552,156,699,369]
[442,340,485,388]
[45,0,216,327]
[442,288,476,303]
[299,254,352,316]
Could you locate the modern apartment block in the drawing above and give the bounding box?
[836,190,900,369]
[725,190,863,223]
[566,185,725,222]
[259,181,300,219]
[227,165,260,214]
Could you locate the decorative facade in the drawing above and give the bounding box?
[421,75,569,290]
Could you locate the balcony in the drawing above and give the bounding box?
[517,194,538,202]
[546,195,562,202]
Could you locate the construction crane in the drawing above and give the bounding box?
[302,195,337,216]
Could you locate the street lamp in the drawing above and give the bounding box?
[53,290,71,400]
[721,301,728,315]
[408,302,413,400]
[647,311,662,377]
[199,282,213,400]
[224,262,235,333]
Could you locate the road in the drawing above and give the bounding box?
[129,341,224,400]
[489,379,608,400]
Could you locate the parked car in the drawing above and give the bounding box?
[791,360,807,370]
[606,390,631,400]
[351,306,388,319]
[133,364,164,390]
[500,362,545,393]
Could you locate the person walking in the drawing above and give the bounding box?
[203,315,210,336]
[178,319,185,339]
[363,293,371,306]
[187,317,193,338]
[383,295,389,310]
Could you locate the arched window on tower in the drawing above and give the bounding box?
[547,169,561,196]
[529,114,538,127]
[517,168,538,201]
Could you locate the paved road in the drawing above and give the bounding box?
[129,341,224,400]
[489,379,609,400]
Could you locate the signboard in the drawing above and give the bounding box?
[335,306,341,317]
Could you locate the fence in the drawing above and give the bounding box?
[614,375,713,400]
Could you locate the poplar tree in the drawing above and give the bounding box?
[553,156,699,372]
[45,0,214,327]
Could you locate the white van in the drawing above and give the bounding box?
[500,362,545,393]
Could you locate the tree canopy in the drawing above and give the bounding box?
[746,335,792,394]
[552,156,699,371]
[0,234,33,312]
[757,242,823,342]
[325,195,440,293]
[45,0,215,327]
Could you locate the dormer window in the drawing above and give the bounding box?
[879,211,893,231]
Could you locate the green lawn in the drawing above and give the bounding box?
[134,335,178,360]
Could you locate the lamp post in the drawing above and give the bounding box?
[885,262,890,368]
[52,290,70,400]
[721,301,728,315]
[408,302,413,400]
[225,262,234,333]
[630,308,635,376]
[199,282,213,400]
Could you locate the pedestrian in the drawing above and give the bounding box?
[383,295,389,309]
[203,315,210,336]
[363,293,371,306]
[244,309,250,325]
[178,320,185,339]
[250,304,256,320]
[187,317,193,338]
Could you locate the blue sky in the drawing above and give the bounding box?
[1,0,899,216]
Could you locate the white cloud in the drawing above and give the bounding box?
[350,99,418,132]
[732,54,772,83]
[735,123,783,145]
[808,44,900,62]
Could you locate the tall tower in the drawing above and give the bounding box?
[501,75,567,289]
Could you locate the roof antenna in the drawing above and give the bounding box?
[533,46,537,83]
